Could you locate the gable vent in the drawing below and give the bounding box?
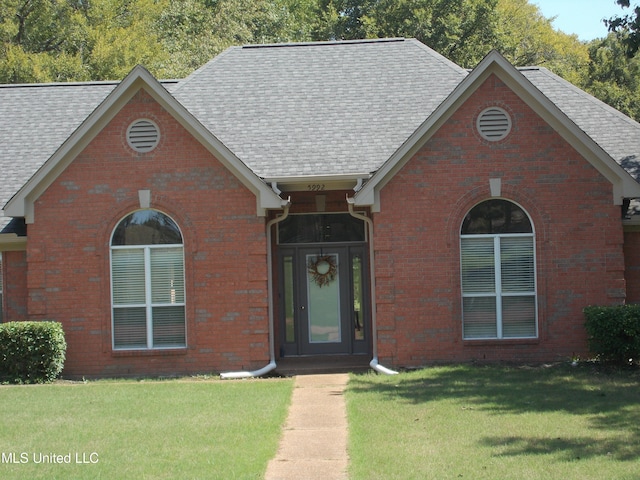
[476,107,511,141]
[127,119,160,152]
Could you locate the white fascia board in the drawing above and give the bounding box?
[5,66,286,221]
[264,173,372,193]
[353,50,640,209]
[264,173,372,183]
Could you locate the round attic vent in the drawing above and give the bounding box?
[127,119,160,153]
[476,107,512,142]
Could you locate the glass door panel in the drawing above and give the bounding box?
[352,253,365,342]
[278,245,371,356]
[299,248,349,354]
[307,254,341,343]
[283,255,295,344]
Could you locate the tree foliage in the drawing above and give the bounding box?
[0,0,170,82]
[581,33,640,119]
[493,0,588,84]
[310,0,501,67]
[0,0,87,82]
[605,0,640,56]
[156,0,311,77]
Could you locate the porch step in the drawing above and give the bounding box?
[274,355,371,376]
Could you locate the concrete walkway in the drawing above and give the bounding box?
[264,374,350,480]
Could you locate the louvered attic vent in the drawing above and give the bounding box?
[476,107,512,141]
[127,119,160,152]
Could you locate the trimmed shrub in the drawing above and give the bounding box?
[0,321,67,384]
[584,305,640,364]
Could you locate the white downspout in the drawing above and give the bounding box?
[347,196,398,375]
[220,200,291,379]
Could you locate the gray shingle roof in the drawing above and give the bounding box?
[0,82,117,231]
[2,38,640,232]
[172,38,468,179]
[0,80,179,232]
[521,67,640,180]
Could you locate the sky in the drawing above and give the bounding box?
[533,0,632,40]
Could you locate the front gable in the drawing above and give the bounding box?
[3,66,286,223]
[354,51,640,211]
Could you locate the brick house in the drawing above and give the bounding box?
[2,38,640,377]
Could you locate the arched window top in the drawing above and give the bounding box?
[111,210,182,246]
[461,199,532,235]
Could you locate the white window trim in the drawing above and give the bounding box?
[110,243,186,350]
[461,232,538,340]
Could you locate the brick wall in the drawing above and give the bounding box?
[2,250,28,321]
[373,74,624,367]
[26,89,270,377]
[624,229,640,303]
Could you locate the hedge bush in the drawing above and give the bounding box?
[0,321,67,384]
[584,305,640,364]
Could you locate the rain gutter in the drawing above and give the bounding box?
[347,196,398,375]
[220,200,291,379]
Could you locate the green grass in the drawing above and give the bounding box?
[0,377,293,480]
[347,364,640,480]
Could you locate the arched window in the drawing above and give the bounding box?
[111,210,186,349]
[460,199,537,339]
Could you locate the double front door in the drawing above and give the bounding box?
[279,245,370,356]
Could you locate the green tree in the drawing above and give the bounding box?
[156,0,313,77]
[0,0,88,82]
[309,0,588,74]
[84,0,170,80]
[605,0,640,56]
[311,0,500,67]
[494,0,588,83]
[581,33,640,120]
[0,0,172,82]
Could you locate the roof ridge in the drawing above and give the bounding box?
[0,79,179,89]
[241,38,406,49]
[171,45,240,94]
[0,80,120,89]
[409,39,468,76]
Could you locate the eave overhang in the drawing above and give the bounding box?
[265,173,372,194]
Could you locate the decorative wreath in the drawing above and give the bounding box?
[308,255,337,288]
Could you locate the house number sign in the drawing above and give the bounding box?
[307,184,326,191]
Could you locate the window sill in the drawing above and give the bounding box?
[463,338,539,347]
[111,348,188,358]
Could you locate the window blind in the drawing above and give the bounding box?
[112,246,185,349]
[150,247,185,304]
[461,235,536,339]
[461,237,496,294]
[113,307,147,349]
[463,296,498,338]
[112,249,145,305]
[500,236,534,293]
[152,306,186,346]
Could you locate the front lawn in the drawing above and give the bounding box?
[0,377,293,480]
[347,364,640,480]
